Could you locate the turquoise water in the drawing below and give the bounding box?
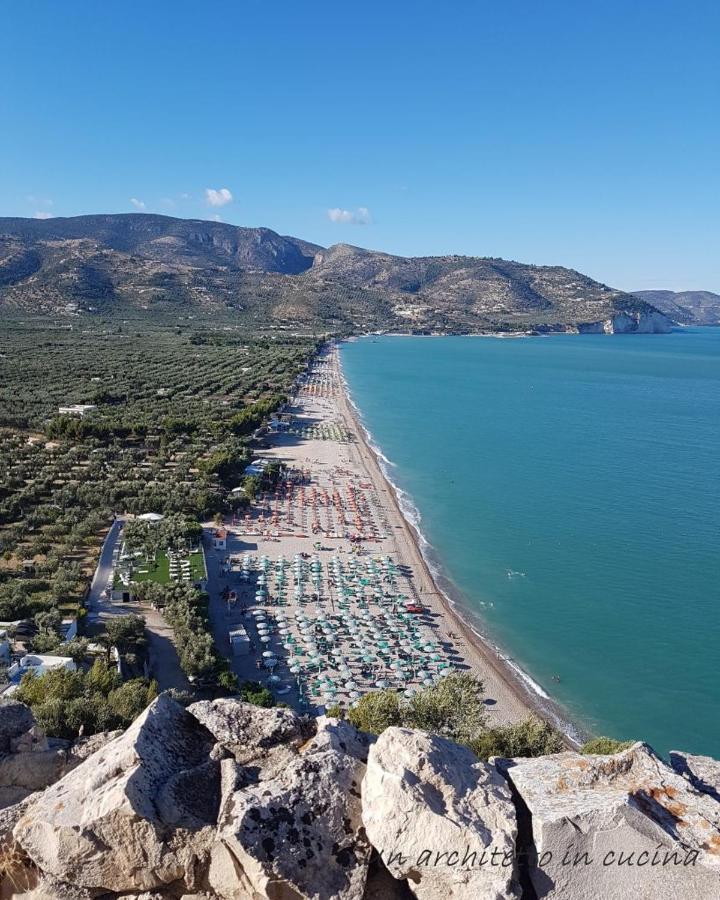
[340,330,720,757]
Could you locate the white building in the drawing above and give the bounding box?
[229,626,251,656]
[58,404,97,417]
[3,654,77,694]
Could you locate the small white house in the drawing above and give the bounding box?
[4,654,76,693]
[58,404,97,417]
[213,528,228,550]
[137,512,164,523]
[229,626,251,656]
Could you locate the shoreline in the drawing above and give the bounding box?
[334,341,586,746]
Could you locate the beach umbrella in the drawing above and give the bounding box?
[260,636,271,644]
[374,679,388,689]
[290,665,301,675]
[262,650,275,658]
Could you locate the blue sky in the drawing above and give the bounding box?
[1,0,718,291]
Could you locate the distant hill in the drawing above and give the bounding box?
[632,290,720,326]
[0,213,672,333]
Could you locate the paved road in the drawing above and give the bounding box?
[86,519,190,692]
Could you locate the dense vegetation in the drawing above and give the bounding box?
[334,673,566,760]
[0,313,315,725]
[14,659,158,739]
[0,316,316,632]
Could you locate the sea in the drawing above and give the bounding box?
[340,328,720,757]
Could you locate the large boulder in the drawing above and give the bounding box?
[304,715,374,762]
[189,698,309,766]
[211,745,371,899]
[0,701,36,754]
[13,694,219,893]
[0,730,120,811]
[362,727,519,899]
[502,742,720,900]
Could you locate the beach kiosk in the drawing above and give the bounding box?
[229,625,251,656]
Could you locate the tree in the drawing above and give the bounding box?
[406,673,487,744]
[85,658,122,695]
[239,680,275,708]
[470,717,565,760]
[104,615,146,652]
[347,689,402,734]
[107,678,158,723]
[63,638,89,666]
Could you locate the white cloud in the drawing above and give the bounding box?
[327,206,371,225]
[211,214,222,222]
[130,198,146,210]
[34,211,53,220]
[205,187,233,207]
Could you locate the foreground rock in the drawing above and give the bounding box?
[189,698,308,766]
[502,742,720,900]
[362,727,519,899]
[13,694,218,893]
[211,734,371,900]
[0,701,120,811]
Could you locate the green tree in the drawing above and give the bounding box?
[62,638,89,666]
[239,680,275,708]
[406,673,487,744]
[107,678,158,723]
[103,615,146,652]
[470,717,565,760]
[347,689,402,734]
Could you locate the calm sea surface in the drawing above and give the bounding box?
[340,329,720,756]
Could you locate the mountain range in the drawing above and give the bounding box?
[631,290,720,326]
[0,213,710,333]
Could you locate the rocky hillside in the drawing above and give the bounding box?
[1,695,719,899]
[0,214,672,333]
[633,290,720,326]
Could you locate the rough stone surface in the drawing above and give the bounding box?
[13,694,219,893]
[8,725,48,755]
[503,742,720,900]
[188,698,308,766]
[0,730,119,812]
[0,701,35,754]
[215,746,370,899]
[670,751,720,803]
[0,748,69,795]
[303,715,374,762]
[362,727,519,899]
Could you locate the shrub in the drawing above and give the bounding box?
[580,736,635,755]
[470,717,565,760]
[347,689,402,734]
[239,680,275,708]
[406,673,487,744]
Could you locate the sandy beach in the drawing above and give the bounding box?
[204,343,578,733]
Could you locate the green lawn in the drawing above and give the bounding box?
[115,548,206,587]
